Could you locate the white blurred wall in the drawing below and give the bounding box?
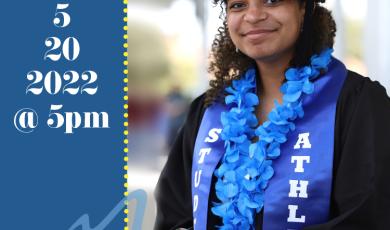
[365,0,390,95]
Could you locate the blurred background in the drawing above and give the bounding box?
[126,0,390,229]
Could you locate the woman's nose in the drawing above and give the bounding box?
[243,4,267,24]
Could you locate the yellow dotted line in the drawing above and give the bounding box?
[123,1,129,230]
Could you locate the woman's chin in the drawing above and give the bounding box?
[243,46,294,64]
[246,51,280,63]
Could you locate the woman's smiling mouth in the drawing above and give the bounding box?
[243,29,277,40]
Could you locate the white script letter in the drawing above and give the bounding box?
[198,148,211,164]
[194,170,202,188]
[193,195,198,212]
[205,128,222,143]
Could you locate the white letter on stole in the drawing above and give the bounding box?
[205,128,222,143]
[288,180,309,198]
[291,156,311,173]
[287,205,306,223]
[294,133,312,149]
[198,148,211,164]
[194,170,202,187]
[193,195,198,212]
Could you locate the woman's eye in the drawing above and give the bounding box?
[263,0,282,6]
[228,2,246,10]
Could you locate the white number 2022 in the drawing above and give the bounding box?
[26,70,98,95]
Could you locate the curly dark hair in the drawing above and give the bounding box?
[205,0,336,106]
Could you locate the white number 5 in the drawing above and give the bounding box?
[53,3,71,28]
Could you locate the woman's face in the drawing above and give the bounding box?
[226,0,305,63]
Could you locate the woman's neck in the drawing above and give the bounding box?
[254,52,293,124]
[255,52,292,98]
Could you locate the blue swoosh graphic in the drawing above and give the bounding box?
[68,189,147,230]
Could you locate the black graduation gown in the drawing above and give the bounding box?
[154,70,390,230]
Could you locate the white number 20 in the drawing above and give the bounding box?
[44,37,80,61]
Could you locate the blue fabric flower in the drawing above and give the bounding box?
[266,142,281,159]
[311,48,333,71]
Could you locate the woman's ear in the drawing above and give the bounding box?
[298,2,306,31]
[300,2,306,22]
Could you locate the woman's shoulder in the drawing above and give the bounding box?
[335,69,390,139]
[335,70,390,152]
[179,93,208,144]
[337,70,390,114]
[186,93,207,123]
[189,93,207,111]
[341,70,389,101]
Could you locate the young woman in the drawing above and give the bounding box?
[154,0,390,229]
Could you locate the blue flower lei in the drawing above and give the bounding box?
[211,48,333,229]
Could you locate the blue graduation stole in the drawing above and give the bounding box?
[191,58,347,230]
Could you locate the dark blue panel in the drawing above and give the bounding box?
[0,1,124,229]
